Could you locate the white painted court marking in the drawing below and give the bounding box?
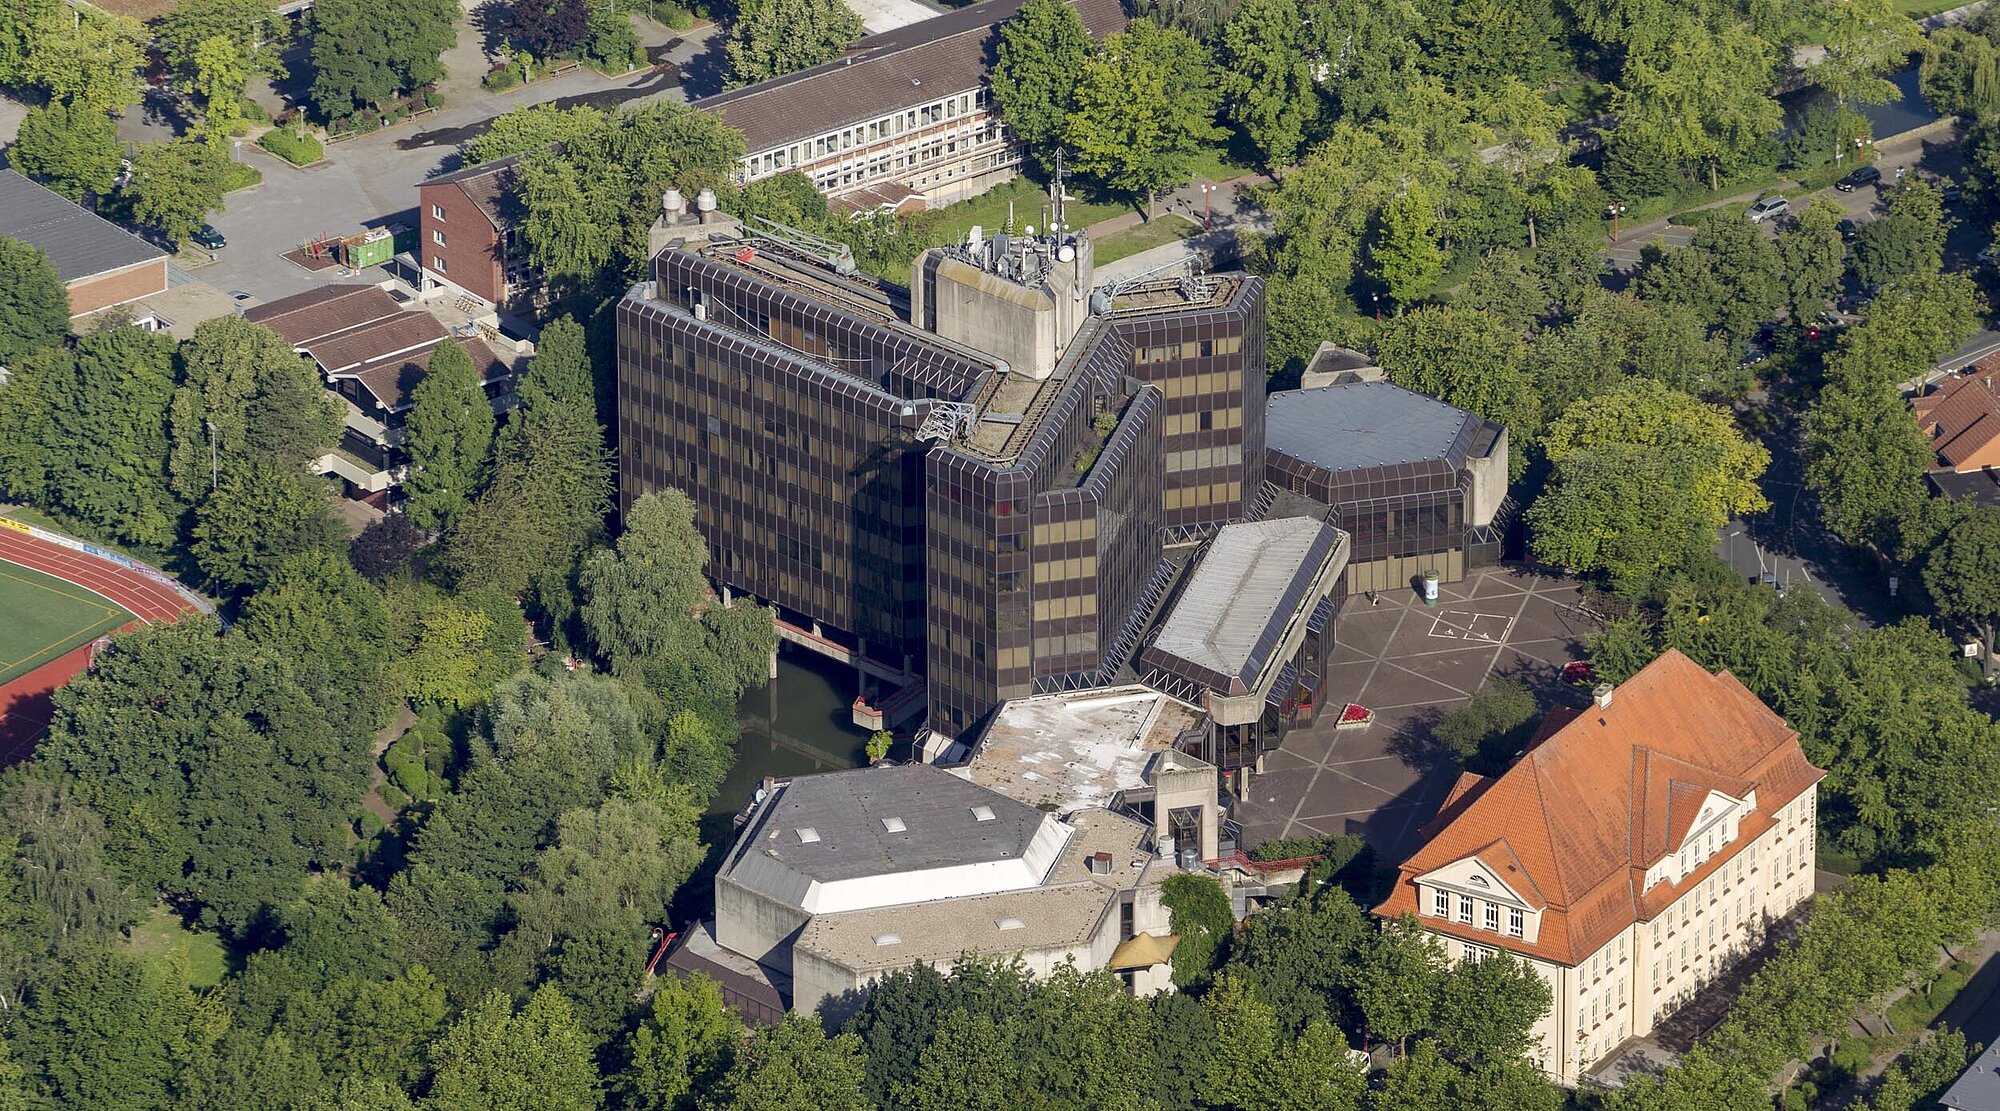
[1426,610,1516,643]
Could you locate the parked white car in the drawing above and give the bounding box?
[1747,196,1790,223]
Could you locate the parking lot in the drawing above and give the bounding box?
[1235,565,1594,867]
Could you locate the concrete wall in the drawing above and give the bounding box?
[68,258,168,317]
[1466,426,1509,529]
[715,876,811,972]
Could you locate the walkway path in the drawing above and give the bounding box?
[0,523,203,764]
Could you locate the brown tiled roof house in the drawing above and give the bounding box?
[1374,649,1825,1084]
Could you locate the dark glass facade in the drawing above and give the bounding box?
[1109,276,1267,541]
[616,233,1261,738]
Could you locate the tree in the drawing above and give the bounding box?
[619,971,739,1111]
[515,316,596,416]
[1431,953,1551,1066]
[8,947,215,1109]
[1349,916,1443,1054]
[1065,19,1222,216]
[1853,180,1949,290]
[168,315,343,501]
[1925,506,2000,677]
[1802,382,1933,556]
[155,0,287,88]
[20,10,146,115]
[1200,972,1366,1111]
[237,548,395,738]
[1219,0,1318,165]
[41,618,366,932]
[464,103,609,166]
[722,0,862,88]
[1634,210,1784,347]
[1814,0,1925,107]
[9,102,121,201]
[186,34,249,140]
[126,137,227,247]
[891,1009,1021,1111]
[1373,185,1447,307]
[1375,305,1542,466]
[403,342,495,530]
[1824,273,1986,392]
[1461,249,1551,334]
[989,0,1093,173]
[191,461,344,594]
[0,327,183,546]
[1308,0,1422,123]
[580,490,776,704]
[308,0,456,120]
[424,986,602,1111]
[351,515,429,579]
[0,236,68,363]
[1920,26,2000,119]
[1542,378,1769,525]
[1421,0,1569,96]
[1776,200,1847,322]
[1610,18,1782,191]
[708,1015,869,1111]
[1159,872,1233,987]
[505,0,591,59]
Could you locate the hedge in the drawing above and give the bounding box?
[257,128,324,166]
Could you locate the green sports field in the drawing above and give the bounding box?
[0,561,132,685]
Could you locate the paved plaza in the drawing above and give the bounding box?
[1235,565,1595,866]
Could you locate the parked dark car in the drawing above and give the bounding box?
[1837,218,1859,243]
[1836,165,1882,191]
[191,224,225,250]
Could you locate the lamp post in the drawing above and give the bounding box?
[1200,181,1217,231]
[1607,201,1627,242]
[1371,292,1381,322]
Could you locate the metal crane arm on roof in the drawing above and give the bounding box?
[744,215,858,275]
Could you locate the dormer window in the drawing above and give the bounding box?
[1457,894,1474,924]
[1509,907,1524,937]
[1484,903,1500,931]
[1432,888,1449,917]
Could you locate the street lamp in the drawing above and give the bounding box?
[1607,201,1627,242]
[1371,292,1381,322]
[1199,181,1218,231]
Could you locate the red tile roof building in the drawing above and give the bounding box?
[1915,369,2000,475]
[1374,649,1824,1084]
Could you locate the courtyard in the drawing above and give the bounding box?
[1234,564,1595,867]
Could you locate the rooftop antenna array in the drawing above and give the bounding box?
[742,215,858,276]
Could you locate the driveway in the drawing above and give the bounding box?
[1234,565,1593,867]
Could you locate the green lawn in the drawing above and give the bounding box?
[127,906,232,988]
[925,176,1134,245]
[1094,214,1201,264]
[0,558,130,684]
[1894,0,1960,16]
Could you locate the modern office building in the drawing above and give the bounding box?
[246,283,521,504]
[1138,518,1346,776]
[1374,650,1825,1085]
[696,0,1125,212]
[1264,381,1511,594]
[616,185,1272,741]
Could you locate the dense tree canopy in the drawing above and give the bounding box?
[0,236,68,364]
[991,0,1094,174]
[722,0,863,88]
[307,0,457,120]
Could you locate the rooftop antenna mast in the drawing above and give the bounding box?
[1051,148,1069,236]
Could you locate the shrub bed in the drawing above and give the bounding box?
[257,128,324,166]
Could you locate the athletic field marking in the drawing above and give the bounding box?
[1426,610,1516,643]
[0,565,122,670]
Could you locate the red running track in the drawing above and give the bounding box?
[0,527,199,763]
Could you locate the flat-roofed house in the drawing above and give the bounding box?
[694,0,1125,213]
[1374,649,1826,1085]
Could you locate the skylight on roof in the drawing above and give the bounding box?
[882,817,907,833]
[995,917,1025,931]
[874,933,901,946]
[970,805,996,822]
[796,828,820,844]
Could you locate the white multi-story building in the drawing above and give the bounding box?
[1375,649,1826,1085]
[696,0,1125,213]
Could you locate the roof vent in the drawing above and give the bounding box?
[995,917,1026,931]
[1086,851,1113,875]
[970,805,996,822]
[1593,682,1615,711]
[796,827,820,844]
[881,817,907,833]
[873,933,901,946]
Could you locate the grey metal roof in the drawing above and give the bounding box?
[1148,518,1343,691]
[1266,381,1480,474]
[1943,1038,2000,1111]
[0,169,165,283]
[729,763,1046,884]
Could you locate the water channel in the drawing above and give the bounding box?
[712,643,872,822]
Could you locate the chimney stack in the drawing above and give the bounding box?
[1593,682,1615,711]
[663,188,686,225]
[695,188,718,225]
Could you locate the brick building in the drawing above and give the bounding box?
[1375,649,1826,1085]
[0,169,168,318]
[416,154,530,312]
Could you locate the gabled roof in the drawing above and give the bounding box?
[420,152,527,231]
[1376,650,1825,966]
[0,169,165,283]
[693,0,1126,154]
[243,284,405,346]
[1916,372,2000,469]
